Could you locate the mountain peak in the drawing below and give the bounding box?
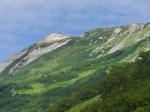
[38,33,70,44]
[128,23,145,33]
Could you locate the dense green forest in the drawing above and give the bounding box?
[50,51,150,112]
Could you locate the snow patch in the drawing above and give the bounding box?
[38,33,69,44]
[89,43,92,46]
[145,47,150,51]
[108,42,124,54]
[98,37,103,40]
[94,40,98,43]
[135,32,150,42]
[92,47,101,54]
[113,28,122,35]
[106,36,116,43]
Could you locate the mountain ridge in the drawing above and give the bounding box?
[0,22,150,112]
[0,33,71,73]
[1,23,150,74]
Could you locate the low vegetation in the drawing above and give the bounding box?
[49,51,150,112]
[0,24,150,112]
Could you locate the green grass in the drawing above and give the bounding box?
[0,23,150,112]
[67,95,101,112]
[16,70,95,95]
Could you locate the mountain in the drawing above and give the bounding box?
[0,33,71,73]
[0,23,150,112]
[66,51,150,112]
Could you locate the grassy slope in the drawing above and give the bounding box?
[80,51,150,112]
[67,95,101,112]
[0,24,150,112]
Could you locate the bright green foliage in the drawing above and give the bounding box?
[67,95,101,112]
[0,23,150,112]
[81,51,150,112]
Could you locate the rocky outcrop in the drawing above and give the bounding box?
[0,50,27,73]
[38,33,70,44]
[0,33,71,74]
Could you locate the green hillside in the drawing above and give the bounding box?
[80,51,150,112]
[0,23,150,112]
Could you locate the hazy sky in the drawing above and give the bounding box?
[0,0,150,62]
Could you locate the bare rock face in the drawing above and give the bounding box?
[38,33,70,44]
[0,50,27,73]
[0,33,71,74]
[112,28,122,35]
[128,24,144,33]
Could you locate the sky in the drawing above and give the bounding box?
[0,0,150,62]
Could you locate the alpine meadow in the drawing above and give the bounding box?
[0,23,150,112]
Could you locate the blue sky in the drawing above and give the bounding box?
[0,0,150,62]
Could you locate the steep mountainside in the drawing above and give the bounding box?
[0,23,150,112]
[0,33,71,74]
[65,51,150,112]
